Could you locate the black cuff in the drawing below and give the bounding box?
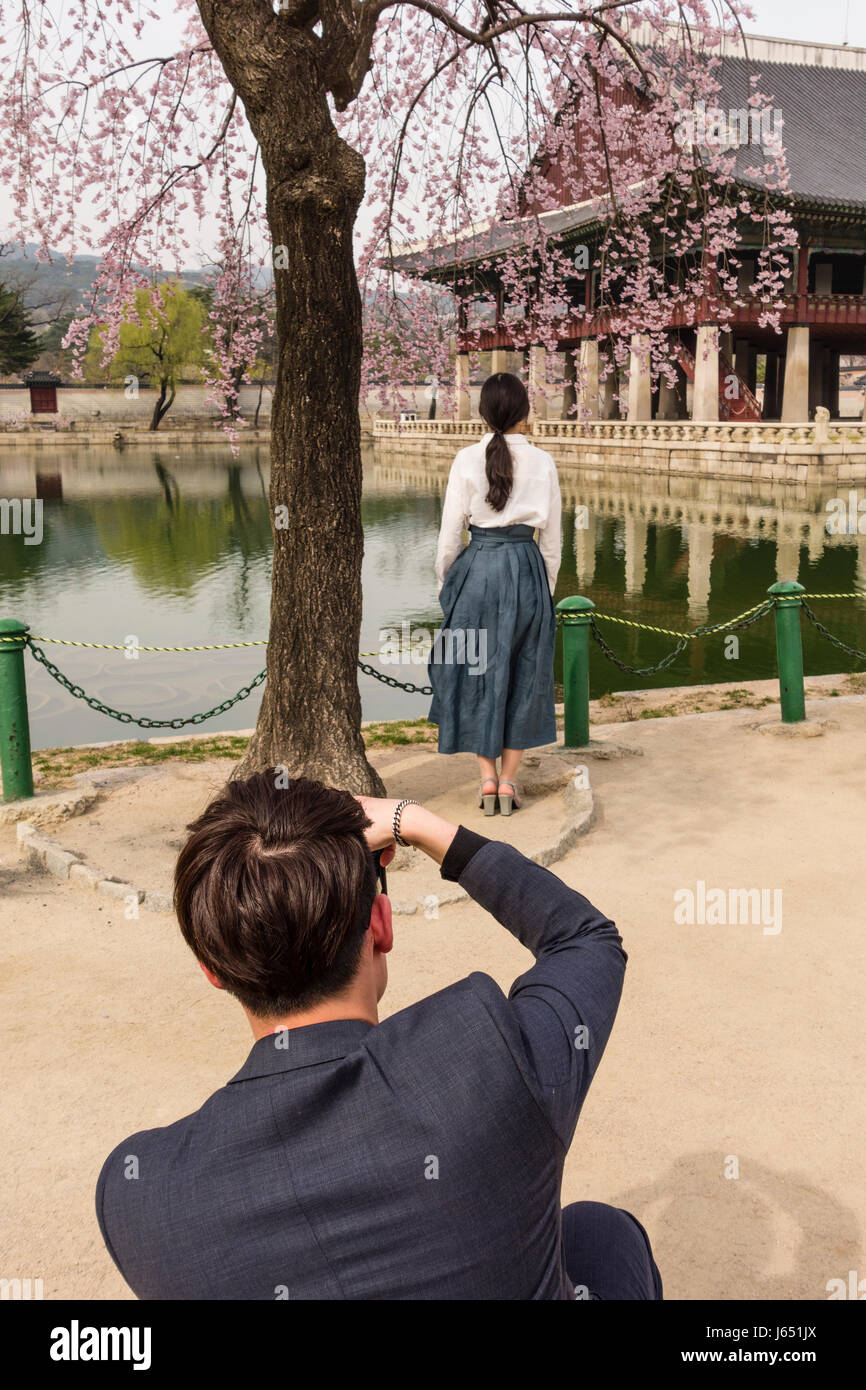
[440,825,490,882]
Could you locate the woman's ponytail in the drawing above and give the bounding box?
[479,372,530,512]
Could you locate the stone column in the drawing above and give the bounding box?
[807,517,825,565]
[627,333,652,421]
[575,512,597,588]
[490,348,509,375]
[528,344,547,420]
[775,534,801,586]
[781,325,810,422]
[692,324,720,421]
[624,510,648,596]
[686,521,713,621]
[577,338,599,420]
[456,352,471,420]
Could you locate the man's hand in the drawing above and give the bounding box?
[355,797,460,867]
[356,797,404,851]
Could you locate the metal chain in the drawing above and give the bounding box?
[691,601,777,640]
[12,587,864,720]
[589,621,688,676]
[563,599,774,641]
[587,601,774,677]
[800,601,866,663]
[357,659,433,696]
[27,641,267,729]
[0,635,267,650]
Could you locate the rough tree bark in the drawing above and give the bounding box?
[149,377,176,431]
[197,0,384,793]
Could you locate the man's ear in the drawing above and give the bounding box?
[369,893,394,956]
[198,960,224,990]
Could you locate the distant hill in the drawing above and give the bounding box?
[0,244,212,326]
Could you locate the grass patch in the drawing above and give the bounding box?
[33,735,251,784]
[363,718,438,748]
[718,696,773,710]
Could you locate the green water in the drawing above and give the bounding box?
[0,444,863,748]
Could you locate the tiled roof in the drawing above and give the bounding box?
[714,56,866,210]
[393,52,866,277]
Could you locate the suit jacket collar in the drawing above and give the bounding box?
[228,1019,374,1083]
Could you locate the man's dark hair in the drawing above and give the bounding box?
[174,772,377,1017]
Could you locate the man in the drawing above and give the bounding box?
[97,772,661,1300]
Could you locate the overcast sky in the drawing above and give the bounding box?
[10,2,865,265]
[747,0,863,45]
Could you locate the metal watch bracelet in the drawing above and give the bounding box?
[392,798,420,847]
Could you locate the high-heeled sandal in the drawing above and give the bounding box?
[478,778,498,816]
[498,779,521,816]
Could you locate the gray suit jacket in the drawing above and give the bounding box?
[97,834,626,1299]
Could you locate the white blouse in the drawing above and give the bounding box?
[435,433,562,594]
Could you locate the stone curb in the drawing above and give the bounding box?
[0,780,99,828]
[16,822,164,913]
[14,758,599,918]
[389,774,597,916]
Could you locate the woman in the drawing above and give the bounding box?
[428,371,561,815]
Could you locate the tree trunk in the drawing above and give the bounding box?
[149,378,176,431]
[197,5,384,793]
[149,383,166,431]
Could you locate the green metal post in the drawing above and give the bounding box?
[767,581,806,723]
[0,618,34,801]
[557,595,595,747]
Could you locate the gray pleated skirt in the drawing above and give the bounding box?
[428,524,556,758]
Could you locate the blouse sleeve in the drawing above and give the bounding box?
[537,458,562,596]
[435,456,468,587]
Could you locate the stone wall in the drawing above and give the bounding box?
[0,384,274,424]
[373,419,866,482]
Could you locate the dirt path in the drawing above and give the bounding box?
[1,694,863,1299]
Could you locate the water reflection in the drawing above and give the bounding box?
[0,444,863,748]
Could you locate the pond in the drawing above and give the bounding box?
[0,443,864,749]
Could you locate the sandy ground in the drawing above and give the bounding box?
[1,693,864,1300]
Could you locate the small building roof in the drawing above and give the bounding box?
[24,370,63,384]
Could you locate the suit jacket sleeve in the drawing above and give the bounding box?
[456,840,626,1146]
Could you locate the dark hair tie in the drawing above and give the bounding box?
[492,425,503,435]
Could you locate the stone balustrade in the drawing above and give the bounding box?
[373,417,866,447]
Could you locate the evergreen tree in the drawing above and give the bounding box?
[0,279,41,374]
